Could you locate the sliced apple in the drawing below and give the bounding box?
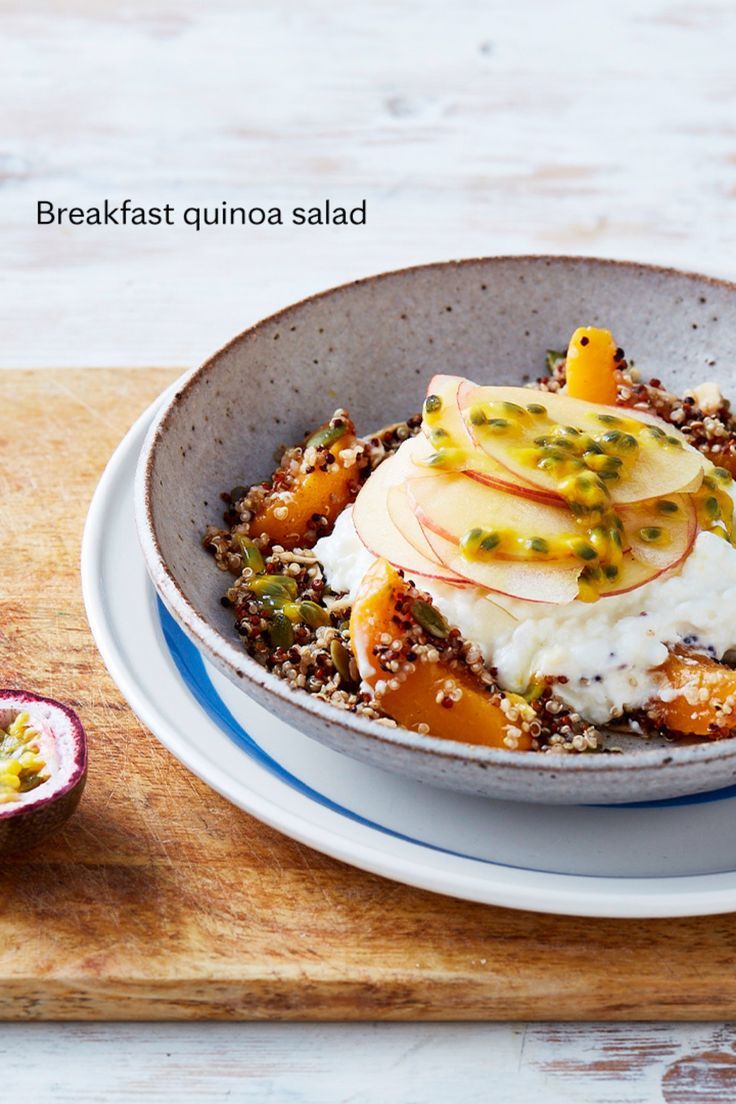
[423,374,476,449]
[352,448,470,586]
[420,527,582,604]
[407,472,577,559]
[422,376,561,504]
[386,482,446,566]
[617,495,697,571]
[460,385,705,504]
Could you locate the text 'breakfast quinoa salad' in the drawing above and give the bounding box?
[203,326,736,755]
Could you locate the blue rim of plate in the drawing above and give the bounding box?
[159,599,736,880]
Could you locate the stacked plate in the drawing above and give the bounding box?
[83,258,736,918]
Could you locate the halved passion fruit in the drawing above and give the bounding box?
[0,691,87,853]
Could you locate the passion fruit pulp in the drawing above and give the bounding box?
[0,690,87,854]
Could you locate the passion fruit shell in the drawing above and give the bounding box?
[0,690,87,854]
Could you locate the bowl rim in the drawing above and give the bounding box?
[135,253,736,777]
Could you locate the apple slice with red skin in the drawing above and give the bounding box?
[352,447,470,586]
[386,484,445,567]
[407,471,578,559]
[423,375,562,505]
[418,525,583,604]
[423,374,476,449]
[460,384,705,504]
[595,551,679,598]
[617,495,697,571]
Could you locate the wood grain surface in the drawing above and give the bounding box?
[0,366,735,1023]
[3,0,736,371]
[4,1022,736,1103]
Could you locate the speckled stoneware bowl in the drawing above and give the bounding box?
[136,256,736,804]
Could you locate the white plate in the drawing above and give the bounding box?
[82,395,736,917]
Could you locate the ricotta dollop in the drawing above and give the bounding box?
[315,486,736,725]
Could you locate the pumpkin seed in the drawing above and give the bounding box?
[299,600,330,628]
[235,535,265,574]
[306,422,348,450]
[249,575,298,600]
[411,599,450,639]
[330,638,354,684]
[269,611,294,649]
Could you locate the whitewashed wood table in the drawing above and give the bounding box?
[4,0,736,1099]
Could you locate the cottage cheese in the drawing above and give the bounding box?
[315,503,736,725]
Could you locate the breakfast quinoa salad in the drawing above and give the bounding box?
[203,326,736,755]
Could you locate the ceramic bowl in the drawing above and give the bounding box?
[136,256,736,804]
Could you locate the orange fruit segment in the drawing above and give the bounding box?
[349,559,533,749]
[250,420,365,548]
[565,326,619,405]
[651,650,736,737]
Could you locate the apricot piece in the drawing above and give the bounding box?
[651,650,736,737]
[565,326,619,405]
[250,417,365,548]
[349,559,533,749]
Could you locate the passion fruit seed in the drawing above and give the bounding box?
[569,539,598,561]
[655,499,679,514]
[603,564,620,580]
[425,447,466,469]
[639,526,664,543]
[486,418,511,432]
[424,394,442,414]
[305,422,349,450]
[643,425,666,441]
[713,467,733,484]
[480,531,502,552]
[583,451,622,474]
[526,403,547,415]
[528,537,549,554]
[411,599,450,639]
[596,414,622,425]
[665,435,683,449]
[0,713,48,803]
[704,496,720,519]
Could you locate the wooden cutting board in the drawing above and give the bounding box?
[2,367,736,1021]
